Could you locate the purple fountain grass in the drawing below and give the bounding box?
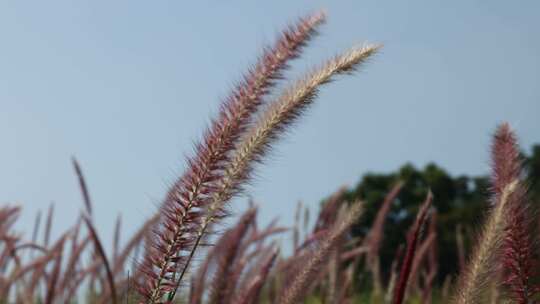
[340,245,369,262]
[0,206,21,289]
[44,241,63,304]
[72,158,109,300]
[336,262,355,303]
[244,222,288,248]
[31,210,41,249]
[230,221,287,290]
[278,201,363,304]
[365,181,404,261]
[43,203,54,248]
[73,158,93,217]
[112,214,122,264]
[1,233,67,298]
[221,46,379,198]
[189,247,214,304]
[65,260,104,301]
[326,235,342,303]
[236,247,279,304]
[190,208,283,304]
[364,181,403,295]
[454,180,519,304]
[492,123,540,303]
[189,234,230,303]
[385,244,404,303]
[58,234,91,297]
[392,191,433,304]
[194,44,380,258]
[293,201,303,250]
[12,243,47,255]
[408,229,436,293]
[491,123,522,200]
[502,188,539,303]
[146,34,378,304]
[454,123,528,304]
[138,12,325,302]
[227,240,277,301]
[163,43,378,303]
[83,216,118,304]
[421,212,438,304]
[208,208,257,304]
[0,206,20,238]
[313,186,348,234]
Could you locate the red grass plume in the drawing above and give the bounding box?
[392,191,433,304]
[494,123,539,303]
[454,123,538,304]
[278,201,364,304]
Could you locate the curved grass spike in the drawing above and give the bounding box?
[421,212,438,304]
[166,44,380,301]
[72,157,93,216]
[236,247,279,304]
[208,208,257,304]
[364,181,404,295]
[314,186,348,233]
[408,223,436,293]
[83,215,118,304]
[44,203,54,248]
[31,210,41,250]
[1,233,67,297]
[58,235,91,297]
[392,191,432,304]
[44,242,64,304]
[365,181,404,260]
[139,12,326,302]
[112,214,122,264]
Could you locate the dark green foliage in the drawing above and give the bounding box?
[343,144,540,282]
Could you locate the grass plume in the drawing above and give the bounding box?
[278,201,364,304]
[138,12,326,302]
[392,191,433,304]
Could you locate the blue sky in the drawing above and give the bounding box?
[1,1,539,250]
